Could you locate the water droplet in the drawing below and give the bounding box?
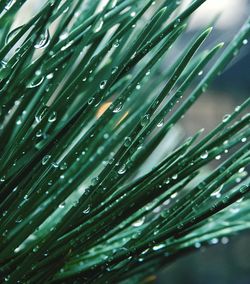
[83,206,90,214]
[211,185,223,198]
[202,83,208,92]
[94,18,104,33]
[113,39,119,47]
[146,70,151,76]
[157,119,164,127]
[35,106,48,123]
[124,136,132,147]
[60,162,68,170]
[16,119,22,125]
[59,32,69,40]
[200,151,208,159]
[61,41,73,51]
[91,177,99,186]
[210,238,219,245]
[32,245,39,252]
[111,66,118,74]
[113,102,123,113]
[118,164,126,175]
[241,137,247,143]
[141,114,150,126]
[27,76,44,88]
[58,203,65,208]
[88,97,95,105]
[34,29,50,49]
[132,216,145,227]
[221,237,229,244]
[0,175,6,183]
[36,129,43,137]
[130,11,136,17]
[103,133,109,139]
[42,155,51,165]
[194,242,201,248]
[5,25,23,44]
[48,111,57,122]
[100,80,107,90]
[136,83,141,90]
[238,167,245,173]
[222,114,230,122]
[172,174,178,180]
[215,155,221,160]
[46,73,54,80]
[243,39,248,45]
[198,70,203,76]
[152,244,165,251]
[15,216,23,223]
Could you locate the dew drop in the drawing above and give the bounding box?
[124,136,132,147]
[91,177,99,186]
[235,105,240,112]
[34,29,50,49]
[153,244,165,251]
[118,164,126,175]
[42,155,51,165]
[46,73,54,80]
[130,11,136,17]
[36,129,43,137]
[83,206,90,214]
[0,176,6,182]
[215,155,221,160]
[210,238,219,245]
[48,111,57,122]
[238,167,245,173]
[198,70,203,76]
[113,39,120,47]
[132,216,145,227]
[100,80,107,90]
[141,114,150,126]
[58,203,65,208]
[157,119,164,127]
[59,32,69,40]
[94,18,104,33]
[202,83,208,92]
[221,236,229,244]
[103,133,109,139]
[200,151,208,159]
[60,162,68,170]
[222,114,231,122]
[113,102,123,113]
[88,97,95,105]
[172,174,178,180]
[27,76,45,88]
[194,242,201,248]
[15,216,23,223]
[61,41,73,51]
[243,39,248,45]
[111,66,118,74]
[5,25,23,44]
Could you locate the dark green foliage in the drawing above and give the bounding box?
[0,0,249,283]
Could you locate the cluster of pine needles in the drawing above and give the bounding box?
[0,0,249,283]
